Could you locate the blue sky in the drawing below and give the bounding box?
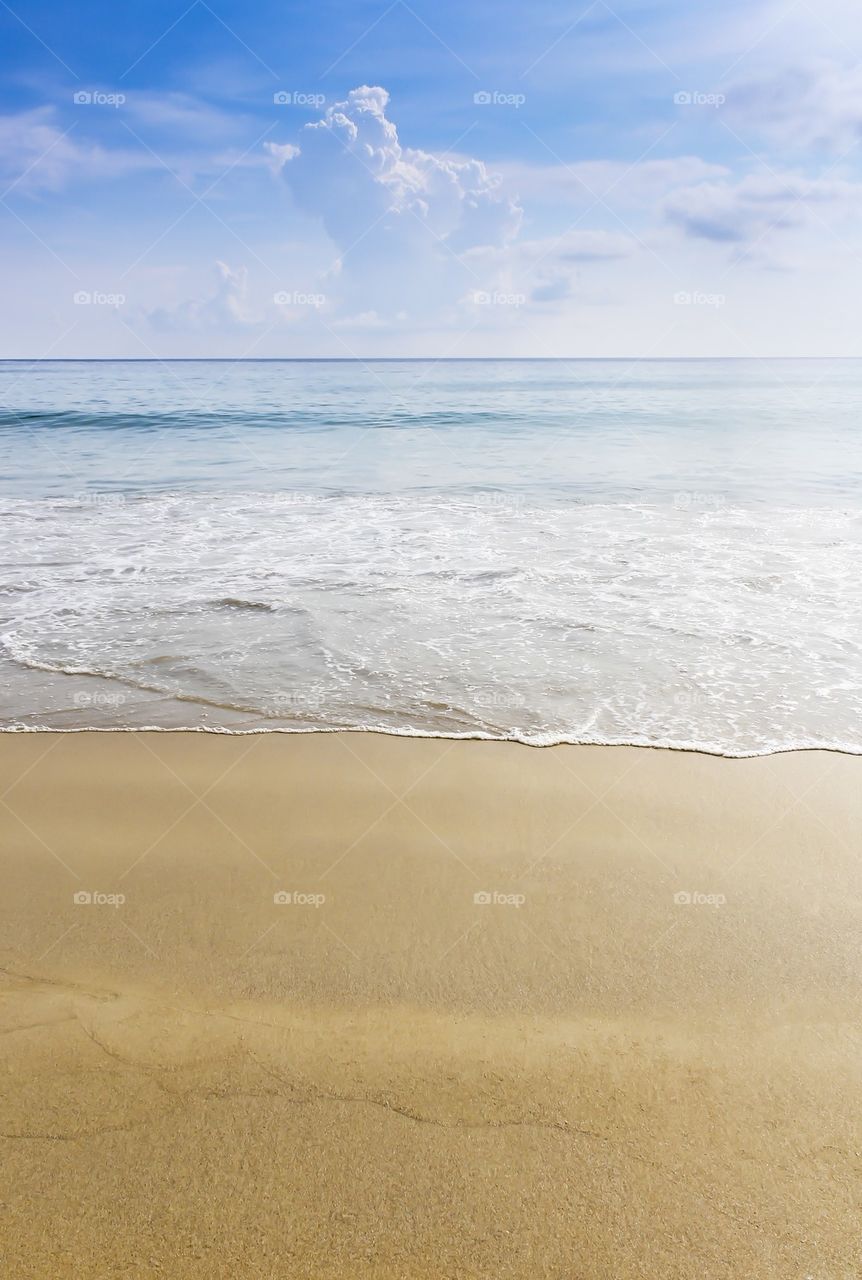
[1,0,861,355]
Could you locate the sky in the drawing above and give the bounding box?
[1,0,861,356]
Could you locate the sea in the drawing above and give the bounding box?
[2,358,861,755]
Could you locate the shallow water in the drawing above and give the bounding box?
[2,358,861,753]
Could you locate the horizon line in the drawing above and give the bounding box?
[1,356,858,364]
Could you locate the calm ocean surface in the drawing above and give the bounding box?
[2,358,861,753]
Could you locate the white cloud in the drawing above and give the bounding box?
[264,141,300,175]
[465,229,637,309]
[272,86,522,321]
[281,85,521,245]
[146,260,255,332]
[726,59,862,152]
[0,108,150,193]
[0,103,265,198]
[123,92,250,142]
[496,156,730,208]
[663,172,862,246]
[332,309,390,329]
[541,229,636,261]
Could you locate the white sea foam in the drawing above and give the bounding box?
[3,491,861,753]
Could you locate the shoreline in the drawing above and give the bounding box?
[4,721,862,759]
[3,731,862,1276]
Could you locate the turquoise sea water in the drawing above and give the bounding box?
[2,359,861,752]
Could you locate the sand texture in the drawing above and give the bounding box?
[1,731,861,1278]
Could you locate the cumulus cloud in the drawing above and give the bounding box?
[282,85,521,245]
[272,86,522,321]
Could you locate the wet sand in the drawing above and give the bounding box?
[1,731,861,1277]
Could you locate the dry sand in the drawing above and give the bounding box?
[1,730,861,1278]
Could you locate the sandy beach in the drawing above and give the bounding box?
[1,731,861,1277]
